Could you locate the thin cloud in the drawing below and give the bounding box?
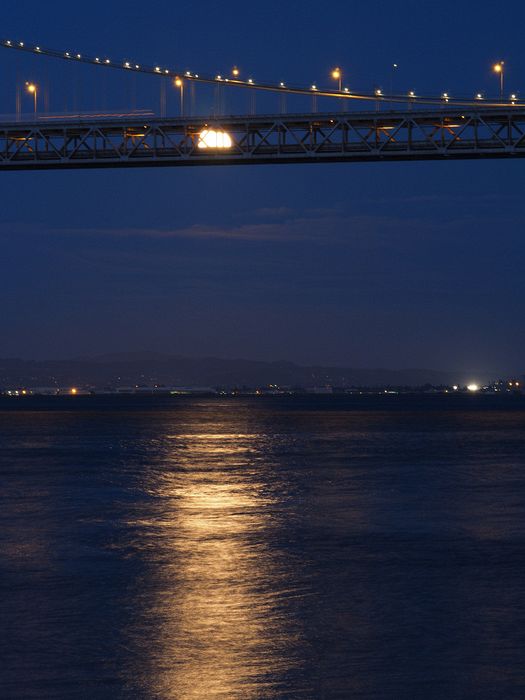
[1,206,522,246]
[57,222,316,241]
[252,206,295,219]
[49,210,449,243]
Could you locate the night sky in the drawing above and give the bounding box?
[2,0,525,374]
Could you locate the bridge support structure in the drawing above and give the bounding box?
[0,108,525,170]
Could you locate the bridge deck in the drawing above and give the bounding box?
[0,108,524,170]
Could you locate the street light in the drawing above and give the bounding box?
[174,77,184,115]
[26,82,37,115]
[232,66,240,78]
[390,63,398,107]
[331,67,342,92]
[493,61,504,99]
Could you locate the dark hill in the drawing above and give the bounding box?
[0,353,495,389]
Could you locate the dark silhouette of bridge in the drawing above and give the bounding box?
[1,109,525,171]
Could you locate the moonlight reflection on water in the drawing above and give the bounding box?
[122,429,308,698]
[1,396,525,699]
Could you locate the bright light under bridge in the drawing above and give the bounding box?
[198,128,233,149]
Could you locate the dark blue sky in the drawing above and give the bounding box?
[2,0,525,373]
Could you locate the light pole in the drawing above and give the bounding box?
[493,61,504,100]
[390,63,398,107]
[375,88,382,112]
[26,82,37,116]
[175,77,184,116]
[331,67,342,92]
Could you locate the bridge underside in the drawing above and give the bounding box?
[1,108,525,170]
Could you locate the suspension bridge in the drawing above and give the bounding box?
[1,38,525,171]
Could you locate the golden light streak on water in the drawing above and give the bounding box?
[124,428,306,699]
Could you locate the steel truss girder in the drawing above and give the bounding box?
[1,108,525,170]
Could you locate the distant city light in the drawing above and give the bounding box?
[198,129,233,149]
[467,384,480,392]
